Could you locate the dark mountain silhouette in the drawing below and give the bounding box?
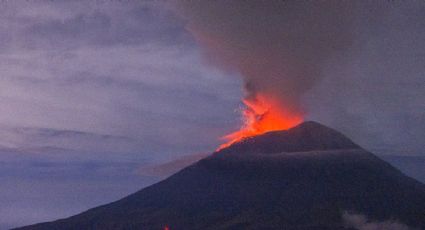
[15,121,425,230]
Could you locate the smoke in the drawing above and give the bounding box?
[342,212,414,230]
[175,1,425,155]
[175,0,354,114]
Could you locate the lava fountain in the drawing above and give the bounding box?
[218,94,303,150]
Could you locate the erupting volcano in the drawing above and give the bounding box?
[219,94,303,150]
[16,122,425,230]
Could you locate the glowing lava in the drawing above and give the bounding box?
[218,94,303,150]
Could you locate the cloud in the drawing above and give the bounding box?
[342,212,414,230]
[138,152,210,177]
[0,1,242,159]
[0,1,189,50]
[0,3,242,226]
[0,125,141,154]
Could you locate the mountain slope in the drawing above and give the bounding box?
[15,121,425,230]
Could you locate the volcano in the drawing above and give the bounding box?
[15,121,425,230]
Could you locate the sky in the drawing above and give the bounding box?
[0,1,241,228]
[0,1,424,229]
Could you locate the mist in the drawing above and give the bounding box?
[342,212,413,230]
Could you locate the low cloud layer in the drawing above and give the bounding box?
[343,212,413,230]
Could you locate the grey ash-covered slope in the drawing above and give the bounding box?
[15,121,425,230]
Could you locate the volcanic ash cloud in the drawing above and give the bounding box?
[175,1,355,145]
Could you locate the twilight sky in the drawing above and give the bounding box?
[0,1,244,159]
[0,1,241,228]
[0,1,424,229]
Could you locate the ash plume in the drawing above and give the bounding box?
[174,1,425,155]
[175,0,354,114]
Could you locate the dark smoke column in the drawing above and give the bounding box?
[174,0,354,115]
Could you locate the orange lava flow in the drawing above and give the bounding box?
[218,94,303,150]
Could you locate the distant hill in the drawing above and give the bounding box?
[15,121,425,230]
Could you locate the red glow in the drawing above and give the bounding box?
[164,226,170,230]
[218,94,303,150]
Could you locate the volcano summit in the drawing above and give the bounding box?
[16,122,425,230]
